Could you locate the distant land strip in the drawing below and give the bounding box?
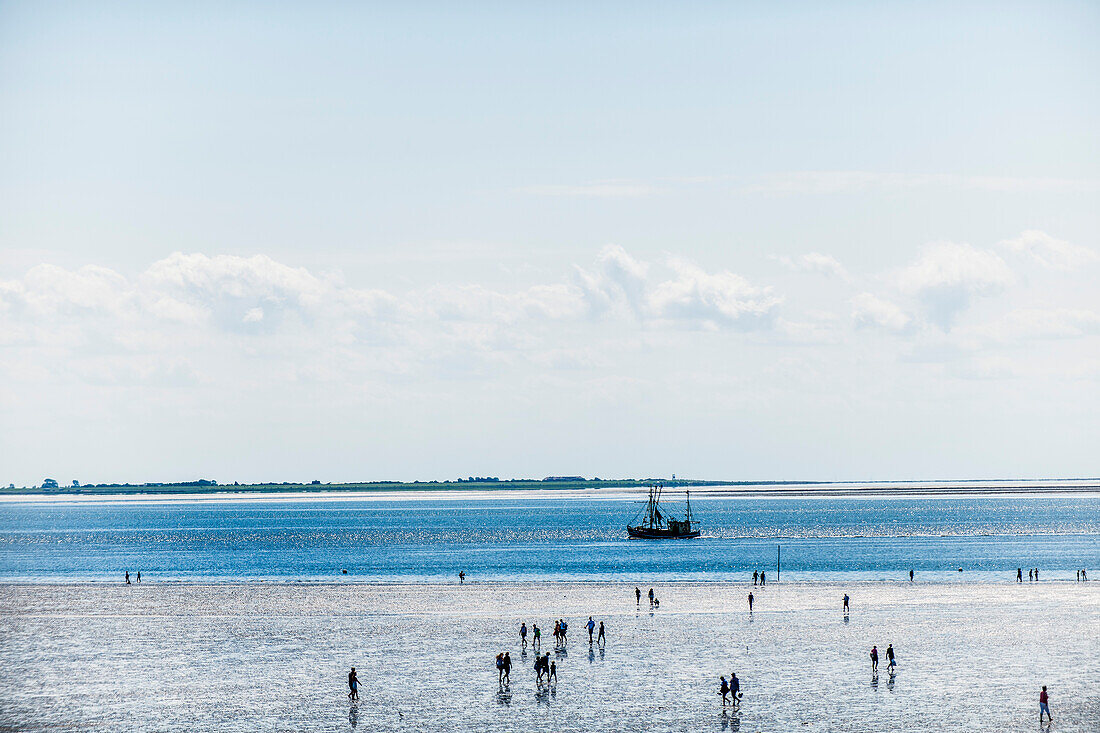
[3,477,1098,497]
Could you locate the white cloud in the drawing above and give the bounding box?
[851,293,911,332]
[774,252,849,280]
[649,258,780,329]
[997,230,1099,271]
[897,242,1014,329]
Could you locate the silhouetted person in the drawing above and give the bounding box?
[909,569,913,582]
[1035,568,1039,581]
[760,572,765,586]
[348,667,359,700]
[870,645,879,673]
[1039,686,1051,723]
[720,676,730,706]
[648,588,654,605]
[843,594,849,612]
[752,571,758,586]
[1018,568,1023,583]
[748,592,753,612]
[125,571,130,585]
[549,661,557,683]
[136,572,141,583]
[635,587,641,605]
[597,621,605,645]
[502,652,511,683]
[886,644,896,670]
[520,622,527,649]
[459,571,465,583]
[730,672,740,703]
[533,624,541,650]
[587,616,595,643]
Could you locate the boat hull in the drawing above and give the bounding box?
[627,526,701,539]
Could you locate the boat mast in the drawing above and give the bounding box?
[686,489,692,523]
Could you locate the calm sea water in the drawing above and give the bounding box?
[1,493,1096,582]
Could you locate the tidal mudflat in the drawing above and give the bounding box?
[1,581,1096,731]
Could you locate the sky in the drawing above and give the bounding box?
[1,1,1098,486]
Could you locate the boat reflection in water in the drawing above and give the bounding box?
[627,484,701,539]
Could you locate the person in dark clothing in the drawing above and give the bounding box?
[520,622,528,649]
[730,672,740,703]
[502,652,511,683]
[348,667,359,700]
[843,594,849,612]
[886,644,896,671]
[125,571,130,585]
[597,621,605,645]
[748,592,754,612]
[870,645,879,673]
[1018,568,1023,583]
[720,676,730,706]
[909,569,914,582]
[752,571,758,586]
[635,587,641,605]
[648,588,654,605]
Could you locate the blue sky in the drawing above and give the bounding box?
[1,1,1098,485]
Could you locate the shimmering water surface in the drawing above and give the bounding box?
[0,493,1097,582]
[1,582,1097,732]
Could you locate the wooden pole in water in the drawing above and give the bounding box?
[777,544,781,583]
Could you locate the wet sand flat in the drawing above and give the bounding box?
[1,581,1097,731]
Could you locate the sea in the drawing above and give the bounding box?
[2,490,1098,731]
[0,491,1097,582]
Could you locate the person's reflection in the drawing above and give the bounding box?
[349,704,358,728]
[496,686,512,706]
[843,612,849,625]
[887,670,896,692]
[871,672,879,690]
[720,709,741,732]
[588,645,595,663]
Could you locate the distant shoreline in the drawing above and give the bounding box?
[2,478,1098,502]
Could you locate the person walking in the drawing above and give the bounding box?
[648,588,654,606]
[760,572,766,586]
[870,645,879,673]
[635,587,641,605]
[587,616,595,643]
[1017,568,1023,583]
[752,571,758,586]
[520,622,528,649]
[502,652,511,684]
[125,571,130,585]
[886,644,896,671]
[1039,686,1052,723]
[843,594,849,613]
[496,653,505,683]
[533,624,541,650]
[730,672,740,703]
[909,569,914,582]
[748,592,754,612]
[597,621,605,645]
[720,676,730,707]
[348,667,359,701]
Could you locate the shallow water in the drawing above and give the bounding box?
[0,494,1097,582]
[1,582,1096,731]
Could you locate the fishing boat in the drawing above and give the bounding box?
[627,484,700,539]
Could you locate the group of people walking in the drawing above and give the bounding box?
[634,586,660,608]
[718,672,741,707]
[868,644,896,674]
